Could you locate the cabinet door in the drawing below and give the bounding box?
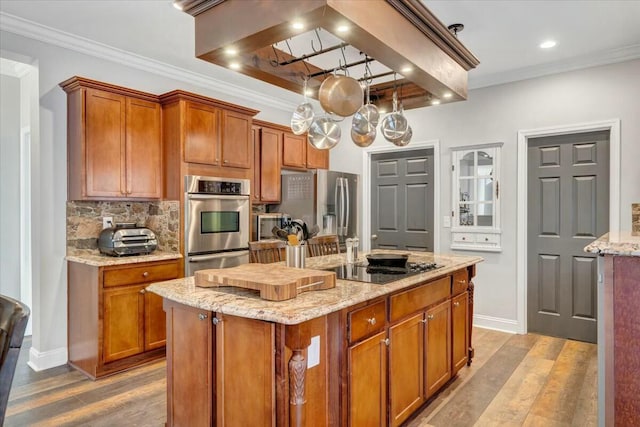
[282,132,307,168]
[215,314,274,426]
[306,140,329,169]
[103,285,144,363]
[165,301,213,427]
[260,127,282,203]
[389,313,425,427]
[425,300,452,398]
[184,101,219,165]
[126,98,162,198]
[144,290,166,351]
[451,291,469,374]
[348,330,387,427]
[221,110,252,168]
[85,88,126,197]
[252,126,261,202]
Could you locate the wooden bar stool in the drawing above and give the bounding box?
[248,240,286,264]
[307,235,341,257]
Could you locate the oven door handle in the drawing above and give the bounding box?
[187,194,249,201]
[188,250,249,263]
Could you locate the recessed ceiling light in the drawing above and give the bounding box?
[224,47,238,56]
[336,25,349,33]
[401,66,413,74]
[304,89,313,97]
[292,21,305,30]
[539,40,557,49]
[172,1,183,11]
[443,92,452,99]
[431,99,441,105]
[229,62,241,70]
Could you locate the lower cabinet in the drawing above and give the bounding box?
[348,330,387,427]
[67,258,179,378]
[451,291,469,374]
[424,300,452,398]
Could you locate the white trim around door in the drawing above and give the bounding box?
[516,119,620,335]
[361,140,441,252]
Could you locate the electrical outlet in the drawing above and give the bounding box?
[102,217,113,229]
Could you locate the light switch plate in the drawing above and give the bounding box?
[443,215,451,228]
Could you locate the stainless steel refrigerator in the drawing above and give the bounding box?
[275,170,359,244]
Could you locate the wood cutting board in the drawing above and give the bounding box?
[194,263,336,301]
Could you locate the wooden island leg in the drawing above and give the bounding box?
[289,349,307,427]
[467,265,476,365]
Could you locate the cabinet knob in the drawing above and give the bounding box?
[223,159,228,164]
[453,301,460,307]
[427,314,435,320]
[421,319,427,324]
[459,279,466,285]
[139,289,146,294]
[367,317,377,326]
[462,237,466,241]
[198,313,208,321]
[212,317,221,325]
[142,271,149,278]
[383,338,390,346]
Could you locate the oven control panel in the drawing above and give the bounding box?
[185,175,250,196]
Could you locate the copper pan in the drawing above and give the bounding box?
[318,74,363,117]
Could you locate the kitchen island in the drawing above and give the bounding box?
[148,250,482,426]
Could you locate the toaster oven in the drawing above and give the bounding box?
[98,223,158,256]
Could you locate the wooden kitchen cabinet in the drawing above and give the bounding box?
[282,131,329,170]
[425,300,452,398]
[451,291,469,374]
[67,258,179,379]
[348,330,387,427]
[61,77,162,200]
[252,122,282,203]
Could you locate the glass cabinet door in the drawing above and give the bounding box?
[451,144,502,251]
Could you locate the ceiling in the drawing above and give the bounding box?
[1,0,639,99]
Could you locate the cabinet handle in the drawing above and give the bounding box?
[427,314,435,320]
[198,313,208,321]
[383,338,390,346]
[453,301,460,307]
[367,317,377,326]
[142,271,149,278]
[212,317,221,325]
[139,289,146,294]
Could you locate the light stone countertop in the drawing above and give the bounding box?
[66,249,182,266]
[146,251,483,325]
[583,232,640,257]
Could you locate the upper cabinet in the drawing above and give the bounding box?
[61,77,162,200]
[282,132,329,170]
[252,122,282,203]
[451,144,503,251]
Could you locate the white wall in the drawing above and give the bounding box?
[332,59,640,332]
[2,23,639,368]
[0,74,21,299]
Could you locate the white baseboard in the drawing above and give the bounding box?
[473,314,520,334]
[28,346,68,371]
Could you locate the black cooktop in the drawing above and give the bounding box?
[326,262,443,285]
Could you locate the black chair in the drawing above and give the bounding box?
[0,294,30,425]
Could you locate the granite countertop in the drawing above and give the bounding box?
[584,232,640,256]
[66,249,182,266]
[146,251,483,325]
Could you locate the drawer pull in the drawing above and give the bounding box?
[367,317,377,326]
[453,301,460,307]
[142,271,149,278]
[198,313,208,321]
[427,314,435,320]
[139,289,146,294]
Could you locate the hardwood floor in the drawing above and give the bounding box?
[5,328,597,426]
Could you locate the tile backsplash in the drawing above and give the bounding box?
[67,201,180,252]
[633,203,640,236]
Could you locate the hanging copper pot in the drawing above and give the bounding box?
[318,74,363,117]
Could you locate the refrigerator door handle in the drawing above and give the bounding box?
[334,178,340,235]
[344,177,349,236]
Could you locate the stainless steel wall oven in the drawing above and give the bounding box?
[184,175,250,276]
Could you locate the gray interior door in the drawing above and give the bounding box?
[527,131,609,343]
[371,149,434,251]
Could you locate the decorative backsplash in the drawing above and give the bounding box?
[633,203,640,236]
[67,201,180,252]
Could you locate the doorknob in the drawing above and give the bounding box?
[371,234,378,240]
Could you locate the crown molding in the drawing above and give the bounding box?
[469,43,640,90]
[0,11,297,112]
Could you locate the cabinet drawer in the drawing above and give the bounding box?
[452,233,474,243]
[103,262,179,288]
[452,270,469,295]
[348,300,386,343]
[475,233,500,245]
[390,277,450,323]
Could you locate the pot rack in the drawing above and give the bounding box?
[174,0,479,112]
